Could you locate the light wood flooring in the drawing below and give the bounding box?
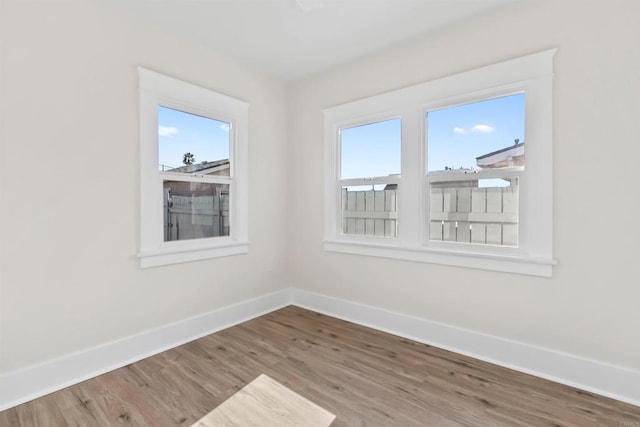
[1,306,639,426]
[196,373,335,426]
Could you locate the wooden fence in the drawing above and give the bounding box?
[341,184,518,246]
[342,188,398,237]
[164,192,229,241]
[429,184,518,246]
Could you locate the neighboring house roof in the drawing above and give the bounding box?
[167,159,230,175]
[476,141,524,169]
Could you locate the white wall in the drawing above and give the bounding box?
[287,0,640,371]
[0,1,288,372]
[1,0,639,384]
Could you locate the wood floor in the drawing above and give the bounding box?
[197,373,335,426]
[2,306,639,426]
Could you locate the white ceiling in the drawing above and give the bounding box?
[107,0,518,80]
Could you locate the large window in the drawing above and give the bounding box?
[427,93,525,247]
[324,50,556,276]
[138,68,248,268]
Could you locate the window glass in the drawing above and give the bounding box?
[429,177,518,247]
[339,118,400,238]
[341,184,398,238]
[426,93,525,172]
[427,94,524,247]
[158,106,231,176]
[340,118,401,179]
[163,181,230,242]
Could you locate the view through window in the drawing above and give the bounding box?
[426,93,525,247]
[323,50,554,276]
[339,118,401,238]
[158,106,232,242]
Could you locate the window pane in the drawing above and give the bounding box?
[163,181,230,241]
[341,184,397,238]
[427,93,525,172]
[158,106,231,176]
[340,118,401,179]
[429,177,518,247]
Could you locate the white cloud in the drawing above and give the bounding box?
[453,127,466,135]
[158,126,179,138]
[471,124,495,133]
[220,124,230,132]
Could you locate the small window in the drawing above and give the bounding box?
[138,68,249,268]
[426,93,525,248]
[159,107,231,242]
[339,119,400,238]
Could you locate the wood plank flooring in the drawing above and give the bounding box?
[1,306,639,426]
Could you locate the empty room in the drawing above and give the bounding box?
[1,0,639,425]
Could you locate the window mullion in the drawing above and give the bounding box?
[397,107,422,247]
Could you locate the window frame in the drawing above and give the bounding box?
[324,50,556,277]
[138,68,249,268]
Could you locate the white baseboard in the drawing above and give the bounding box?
[0,288,292,412]
[290,288,640,408]
[2,287,638,412]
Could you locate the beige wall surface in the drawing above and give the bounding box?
[286,1,640,370]
[0,1,288,372]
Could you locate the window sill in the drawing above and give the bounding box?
[323,240,555,277]
[139,241,249,268]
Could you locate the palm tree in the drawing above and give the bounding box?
[183,152,195,165]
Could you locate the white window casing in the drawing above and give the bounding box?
[324,49,557,277]
[138,68,249,268]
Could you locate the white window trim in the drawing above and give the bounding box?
[138,68,249,268]
[324,49,557,277]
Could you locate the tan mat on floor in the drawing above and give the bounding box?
[193,374,336,426]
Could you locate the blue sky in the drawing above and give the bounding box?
[340,118,401,179]
[158,106,230,170]
[157,94,524,176]
[340,93,525,179]
[427,93,525,171]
